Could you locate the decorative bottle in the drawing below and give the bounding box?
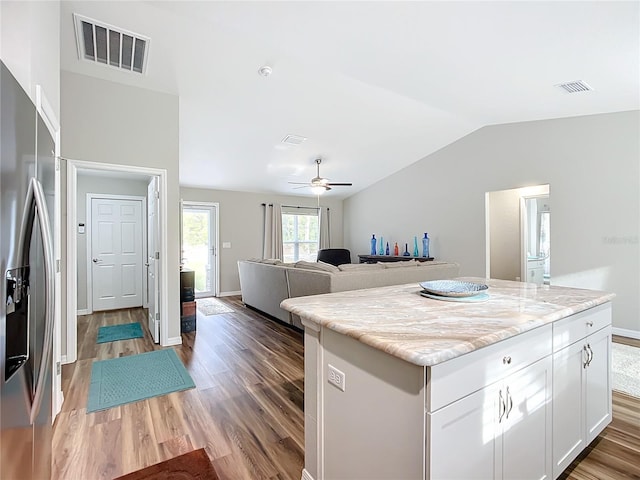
[370,235,377,255]
[394,242,399,256]
[385,242,390,255]
[422,233,430,258]
[403,243,411,256]
[378,236,385,256]
[413,236,419,257]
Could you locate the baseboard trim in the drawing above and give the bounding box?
[164,336,183,346]
[77,308,89,316]
[301,468,315,480]
[219,290,241,297]
[612,327,640,340]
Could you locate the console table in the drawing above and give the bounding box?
[358,255,434,263]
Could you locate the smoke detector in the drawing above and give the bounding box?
[258,65,273,77]
[556,80,593,93]
[73,13,150,74]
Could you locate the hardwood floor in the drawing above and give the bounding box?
[53,299,640,479]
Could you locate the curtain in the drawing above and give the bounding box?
[318,206,330,249]
[262,203,283,259]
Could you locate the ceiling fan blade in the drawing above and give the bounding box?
[288,181,311,185]
[292,185,310,190]
[326,182,353,186]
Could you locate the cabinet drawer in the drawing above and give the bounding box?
[553,303,611,352]
[427,324,552,412]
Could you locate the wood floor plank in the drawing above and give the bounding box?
[53,297,640,479]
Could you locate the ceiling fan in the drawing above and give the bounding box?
[289,158,353,195]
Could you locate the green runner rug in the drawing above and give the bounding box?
[87,349,195,412]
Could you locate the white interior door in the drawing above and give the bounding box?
[91,197,143,311]
[181,203,218,298]
[147,178,160,342]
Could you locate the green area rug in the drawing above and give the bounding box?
[87,349,195,413]
[97,322,144,344]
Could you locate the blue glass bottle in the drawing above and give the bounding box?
[403,243,410,256]
[422,233,430,258]
[370,234,377,255]
[413,236,419,257]
[385,242,390,255]
[378,236,384,256]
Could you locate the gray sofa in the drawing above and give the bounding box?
[237,259,460,329]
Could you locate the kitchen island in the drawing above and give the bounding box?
[281,278,615,480]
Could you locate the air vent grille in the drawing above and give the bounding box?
[73,14,150,74]
[281,135,307,146]
[556,80,593,93]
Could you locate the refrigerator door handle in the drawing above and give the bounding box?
[17,177,55,424]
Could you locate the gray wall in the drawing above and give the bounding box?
[76,175,149,311]
[344,111,640,334]
[61,71,181,348]
[180,187,344,293]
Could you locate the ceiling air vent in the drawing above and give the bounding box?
[281,135,307,146]
[556,80,593,93]
[73,13,150,74]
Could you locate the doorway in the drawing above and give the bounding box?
[66,160,169,364]
[181,202,219,298]
[485,184,550,284]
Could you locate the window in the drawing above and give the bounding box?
[282,208,319,262]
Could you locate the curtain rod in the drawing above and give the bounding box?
[261,203,329,211]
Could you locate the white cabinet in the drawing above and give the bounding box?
[429,356,552,480]
[527,259,545,285]
[552,305,612,478]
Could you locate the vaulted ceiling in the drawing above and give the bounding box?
[60,1,640,198]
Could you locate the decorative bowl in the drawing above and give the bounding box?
[419,280,489,298]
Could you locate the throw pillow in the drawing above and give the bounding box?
[381,260,419,268]
[295,260,340,273]
[338,263,385,271]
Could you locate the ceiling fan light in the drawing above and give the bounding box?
[310,186,326,195]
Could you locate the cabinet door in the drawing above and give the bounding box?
[585,327,612,443]
[429,383,499,480]
[502,356,552,480]
[552,341,585,478]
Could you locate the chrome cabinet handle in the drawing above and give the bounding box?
[498,389,506,423]
[583,345,589,369]
[506,387,513,419]
[503,356,512,365]
[586,344,594,367]
[18,178,55,424]
[92,258,102,263]
[586,321,594,327]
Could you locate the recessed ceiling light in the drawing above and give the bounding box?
[281,134,307,146]
[258,65,272,77]
[556,80,593,93]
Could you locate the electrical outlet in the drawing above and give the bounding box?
[327,364,346,392]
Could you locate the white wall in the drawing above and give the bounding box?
[344,111,640,334]
[0,1,60,116]
[61,71,181,346]
[76,175,149,311]
[180,187,344,294]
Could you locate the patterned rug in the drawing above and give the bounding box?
[197,297,234,316]
[97,322,144,343]
[87,349,195,412]
[612,342,640,398]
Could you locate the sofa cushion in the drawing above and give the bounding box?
[338,263,385,271]
[261,258,282,265]
[295,260,340,273]
[380,260,420,268]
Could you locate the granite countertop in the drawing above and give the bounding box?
[280,277,615,367]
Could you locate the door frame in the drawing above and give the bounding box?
[85,194,146,314]
[66,159,169,363]
[181,201,220,297]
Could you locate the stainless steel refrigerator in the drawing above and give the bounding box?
[1,61,55,479]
